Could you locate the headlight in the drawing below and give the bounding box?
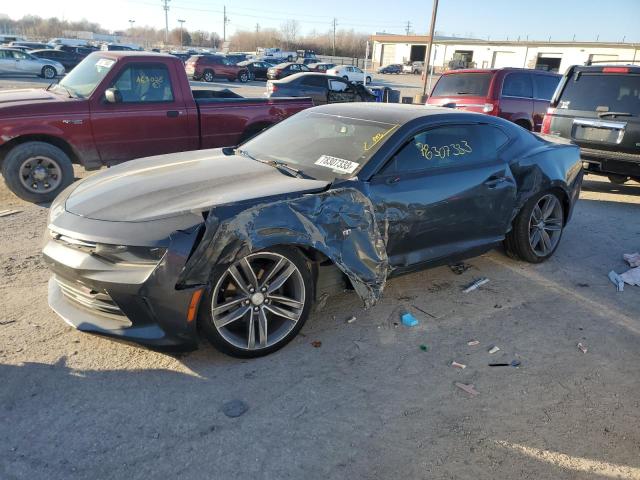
[93,244,167,265]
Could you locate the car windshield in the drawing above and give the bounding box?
[51,55,115,98]
[558,72,640,115]
[240,111,400,181]
[431,72,492,97]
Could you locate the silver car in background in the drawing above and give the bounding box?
[0,48,65,79]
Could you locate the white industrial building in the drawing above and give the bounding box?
[371,34,640,73]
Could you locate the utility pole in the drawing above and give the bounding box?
[128,19,135,31]
[332,18,337,56]
[161,0,170,44]
[255,23,260,50]
[178,19,185,47]
[405,21,412,36]
[421,0,439,97]
[223,5,230,42]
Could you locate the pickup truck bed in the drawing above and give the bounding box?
[0,51,312,203]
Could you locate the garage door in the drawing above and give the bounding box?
[381,44,396,66]
[491,51,516,68]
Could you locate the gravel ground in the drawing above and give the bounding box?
[0,76,639,480]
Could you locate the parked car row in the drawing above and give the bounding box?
[266,73,376,104]
[0,47,65,78]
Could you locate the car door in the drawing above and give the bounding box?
[89,62,194,164]
[352,66,364,82]
[11,50,38,75]
[0,50,17,74]
[327,78,353,103]
[298,75,329,104]
[500,72,534,127]
[532,73,560,131]
[368,123,516,269]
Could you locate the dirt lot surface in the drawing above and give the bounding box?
[1,166,639,479]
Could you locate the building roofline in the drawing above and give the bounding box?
[370,35,640,48]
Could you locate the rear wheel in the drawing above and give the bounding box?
[41,65,56,79]
[366,76,372,83]
[504,191,564,263]
[342,75,349,81]
[200,247,314,358]
[203,69,214,82]
[607,174,629,185]
[1,141,74,203]
[238,71,249,83]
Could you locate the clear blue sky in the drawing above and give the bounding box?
[3,0,639,42]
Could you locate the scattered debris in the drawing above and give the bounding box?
[346,316,357,324]
[623,252,640,267]
[455,382,479,397]
[315,292,329,311]
[221,399,249,418]
[576,283,590,288]
[467,340,480,346]
[489,360,521,367]
[577,342,588,354]
[451,361,466,369]
[620,267,640,286]
[401,312,419,327]
[608,270,625,292]
[419,344,428,352]
[463,277,489,293]
[0,320,16,326]
[412,304,436,318]
[494,304,503,309]
[449,262,471,275]
[488,345,500,354]
[311,340,322,348]
[0,209,21,218]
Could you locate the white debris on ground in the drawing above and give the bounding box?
[609,252,640,290]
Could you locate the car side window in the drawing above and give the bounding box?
[301,65,309,71]
[533,74,560,100]
[502,73,533,98]
[380,124,509,175]
[12,51,29,60]
[0,50,10,59]
[111,64,174,103]
[329,79,348,92]
[301,76,326,87]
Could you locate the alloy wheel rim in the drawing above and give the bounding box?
[19,156,62,194]
[44,67,55,78]
[528,194,563,256]
[204,71,213,81]
[211,252,305,350]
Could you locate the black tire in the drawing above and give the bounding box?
[238,71,249,83]
[41,65,56,79]
[366,76,372,83]
[607,174,629,185]
[1,141,74,203]
[203,69,214,82]
[504,190,565,263]
[199,246,314,358]
[287,55,293,62]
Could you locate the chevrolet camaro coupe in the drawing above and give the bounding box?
[43,104,583,357]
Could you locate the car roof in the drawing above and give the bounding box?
[442,67,559,76]
[88,51,174,60]
[277,72,336,83]
[571,64,640,74]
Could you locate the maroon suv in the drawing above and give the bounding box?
[185,55,250,83]
[427,68,560,132]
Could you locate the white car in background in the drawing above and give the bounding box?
[325,65,372,84]
[0,48,65,79]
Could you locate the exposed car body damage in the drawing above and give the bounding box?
[178,188,389,306]
[43,104,583,353]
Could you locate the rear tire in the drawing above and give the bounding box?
[41,66,56,79]
[504,190,565,263]
[199,246,314,358]
[366,76,372,83]
[607,174,629,185]
[203,69,214,82]
[238,71,249,83]
[2,141,74,203]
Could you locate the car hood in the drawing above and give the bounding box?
[0,88,77,116]
[64,149,331,222]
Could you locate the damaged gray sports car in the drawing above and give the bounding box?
[43,104,583,357]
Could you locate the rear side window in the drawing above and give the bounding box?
[502,73,533,98]
[111,64,174,103]
[381,124,509,175]
[558,73,640,115]
[431,73,492,97]
[301,76,326,87]
[534,75,560,100]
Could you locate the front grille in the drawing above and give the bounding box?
[55,275,127,320]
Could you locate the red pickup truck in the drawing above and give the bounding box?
[0,51,312,202]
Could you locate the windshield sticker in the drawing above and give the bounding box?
[559,100,570,109]
[315,155,360,174]
[96,58,115,70]
[363,124,400,152]
[416,141,472,160]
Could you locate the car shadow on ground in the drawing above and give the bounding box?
[582,178,640,196]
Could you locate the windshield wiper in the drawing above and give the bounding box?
[598,111,633,118]
[236,148,306,178]
[49,83,74,98]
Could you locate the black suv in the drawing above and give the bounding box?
[541,63,640,184]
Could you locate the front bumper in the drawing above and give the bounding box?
[43,212,205,349]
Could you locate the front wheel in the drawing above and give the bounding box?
[200,247,314,358]
[41,65,56,79]
[238,71,249,83]
[504,191,564,263]
[607,174,629,185]
[1,141,74,203]
[203,70,214,82]
[366,76,372,83]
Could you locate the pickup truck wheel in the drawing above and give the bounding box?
[203,70,214,82]
[607,174,629,185]
[2,141,74,203]
[41,66,57,79]
[238,71,249,83]
[200,247,314,358]
[504,191,564,263]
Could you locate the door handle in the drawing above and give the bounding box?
[484,175,508,188]
[166,110,181,118]
[385,176,401,185]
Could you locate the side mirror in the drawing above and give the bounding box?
[104,88,122,104]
